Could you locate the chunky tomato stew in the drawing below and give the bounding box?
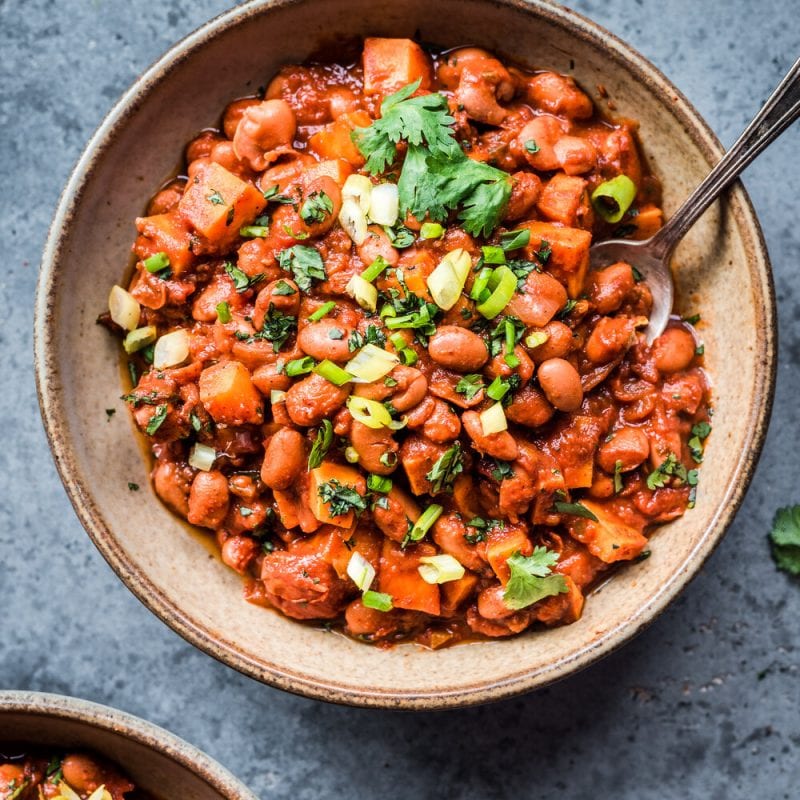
[0,749,146,800]
[104,39,711,646]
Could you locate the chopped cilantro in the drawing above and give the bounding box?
[646,453,688,489]
[105,408,116,420]
[145,404,168,435]
[348,324,386,351]
[688,421,712,463]
[425,442,464,494]
[535,240,552,263]
[207,190,225,205]
[613,460,624,494]
[308,419,334,470]
[318,479,368,517]
[300,190,334,225]
[277,245,327,292]
[224,261,256,292]
[554,501,599,521]
[273,280,297,296]
[503,548,568,610]
[128,482,139,491]
[490,459,514,482]
[524,139,540,154]
[455,373,484,401]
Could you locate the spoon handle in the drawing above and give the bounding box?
[649,55,800,258]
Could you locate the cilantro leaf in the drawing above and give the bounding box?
[769,505,800,575]
[426,442,464,494]
[646,453,688,490]
[318,479,367,518]
[503,548,568,610]
[554,501,599,521]
[308,420,333,470]
[300,191,334,225]
[145,404,168,435]
[353,80,460,173]
[455,373,484,401]
[277,245,326,292]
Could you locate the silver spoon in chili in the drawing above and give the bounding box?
[590,56,800,343]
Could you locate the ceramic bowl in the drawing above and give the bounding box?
[0,692,257,799]
[35,0,776,708]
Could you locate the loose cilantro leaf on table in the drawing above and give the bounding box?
[769,505,800,576]
[504,547,568,610]
[277,245,326,292]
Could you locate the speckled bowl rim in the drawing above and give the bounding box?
[34,0,777,709]
[0,691,258,799]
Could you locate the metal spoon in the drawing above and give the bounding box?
[590,56,800,343]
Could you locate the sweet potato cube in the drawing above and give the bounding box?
[486,526,533,584]
[308,462,367,528]
[378,540,440,615]
[363,38,432,96]
[178,162,266,245]
[536,173,589,226]
[440,572,479,615]
[134,211,195,275]
[199,360,264,426]
[533,575,585,626]
[330,526,382,579]
[568,500,648,563]
[302,158,353,187]
[630,203,663,240]
[521,220,591,298]
[273,482,322,534]
[308,111,372,166]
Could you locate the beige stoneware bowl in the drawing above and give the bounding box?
[0,692,257,799]
[35,0,776,708]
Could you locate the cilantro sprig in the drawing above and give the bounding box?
[277,245,326,292]
[353,81,512,237]
[503,547,568,610]
[769,505,800,575]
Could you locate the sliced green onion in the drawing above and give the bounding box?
[362,590,393,612]
[504,318,520,368]
[344,446,360,464]
[361,255,389,283]
[427,248,472,311]
[347,396,394,429]
[339,197,369,245]
[367,182,399,226]
[144,252,170,273]
[285,356,315,376]
[313,359,352,386]
[398,347,418,366]
[239,225,269,238]
[379,304,397,319]
[270,389,286,404]
[486,376,512,402]
[346,274,378,312]
[108,285,141,331]
[123,325,157,354]
[500,228,531,251]
[479,402,507,435]
[476,266,517,319]
[409,504,443,541]
[379,451,398,468]
[346,551,376,591]
[388,332,407,351]
[153,329,189,369]
[367,474,393,493]
[342,174,373,213]
[345,343,399,383]
[481,245,506,265]
[591,175,637,223]
[470,267,494,302]
[418,554,465,584]
[216,301,231,323]
[524,330,550,348]
[420,222,444,239]
[188,442,216,472]
[309,301,336,321]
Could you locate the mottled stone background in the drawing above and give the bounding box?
[1,1,798,797]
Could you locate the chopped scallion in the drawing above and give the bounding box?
[591,175,637,223]
[313,359,353,386]
[309,301,336,321]
[361,255,389,283]
[144,252,170,273]
[409,504,444,541]
[285,356,315,376]
[216,302,231,323]
[367,474,393,493]
[420,222,444,239]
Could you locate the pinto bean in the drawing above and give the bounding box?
[232,98,296,171]
[388,366,428,411]
[440,48,514,125]
[589,262,635,314]
[192,273,241,322]
[462,410,519,461]
[477,584,516,619]
[652,327,696,374]
[61,755,104,792]
[505,384,555,428]
[504,271,567,326]
[373,486,421,542]
[537,358,583,412]
[209,139,246,174]
[525,72,593,120]
[349,420,399,475]
[504,171,542,221]
[422,399,462,442]
[261,428,307,489]
[585,316,635,364]
[285,372,350,426]
[525,321,574,362]
[187,470,231,529]
[252,362,292,395]
[223,97,262,139]
[597,426,650,473]
[252,278,301,329]
[221,535,260,575]
[433,512,485,572]
[297,320,353,362]
[484,345,534,386]
[516,115,563,171]
[553,135,597,175]
[428,326,489,372]
[152,460,191,518]
[357,225,400,267]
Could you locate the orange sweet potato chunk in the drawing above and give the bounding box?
[536,173,589,226]
[302,158,353,187]
[134,211,195,275]
[486,526,532,584]
[363,38,432,96]
[198,360,264,426]
[308,111,372,166]
[568,500,648,563]
[178,162,266,246]
[308,463,367,528]
[521,220,592,298]
[378,540,440,615]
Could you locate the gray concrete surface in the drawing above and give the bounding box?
[1,1,799,797]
